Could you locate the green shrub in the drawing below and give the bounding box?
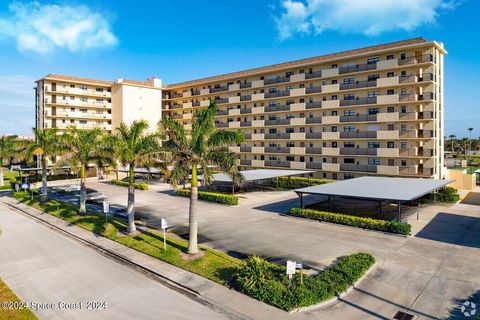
[176,188,238,205]
[270,176,334,190]
[111,179,149,190]
[289,208,411,235]
[233,253,375,311]
[434,187,460,203]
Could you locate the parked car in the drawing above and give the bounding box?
[121,175,148,183]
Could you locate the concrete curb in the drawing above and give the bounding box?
[288,262,377,313]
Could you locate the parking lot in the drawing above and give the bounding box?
[39,179,480,319]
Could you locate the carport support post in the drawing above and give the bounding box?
[299,193,304,209]
[328,196,332,211]
[379,200,383,216]
[397,201,402,221]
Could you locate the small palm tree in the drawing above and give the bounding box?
[111,120,161,234]
[0,135,18,187]
[57,128,114,215]
[159,101,244,255]
[19,128,60,202]
[448,134,456,153]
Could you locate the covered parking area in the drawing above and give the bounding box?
[208,169,313,193]
[295,176,452,221]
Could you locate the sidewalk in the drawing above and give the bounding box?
[0,196,308,320]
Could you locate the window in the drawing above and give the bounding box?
[368,91,379,98]
[401,160,407,167]
[332,126,338,132]
[386,55,394,60]
[331,64,337,68]
[79,120,87,124]
[368,141,380,148]
[344,158,355,164]
[344,126,355,132]
[70,84,75,88]
[401,106,407,113]
[387,106,395,113]
[286,128,294,133]
[331,80,337,84]
[286,156,295,162]
[79,108,87,113]
[70,96,75,100]
[80,97,87,102]
[368,158,380,165]
[367,57,379,64]
[400,53,406,60]
[388,159,395,166]
[344,109,355,116]
[400,88,407,95]
[387,89,395,95]
[387,72,394,78]
[368,74,380,81]
[401,70,407,77]
[343,77,355,84]
[331,111,337,116]
[62,95,66,100]
[387,141,395,148]
[332,142,337,147]
[343,94,355,100]
[344,142,355,148]
[400,124,407,131]
[331,95,337,100]
[368,108,379,115]
[80,85,87,90]
[400,141,407,149]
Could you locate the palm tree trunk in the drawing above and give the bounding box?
[0,167,4,188]
[127,165,136,234]
[188,165,199,254]
[41,156,48,202]
[79,164,87,215]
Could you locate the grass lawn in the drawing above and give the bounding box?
[12,191,240,284]
[0,278,37,320]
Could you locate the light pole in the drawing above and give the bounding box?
[467,128,474,161]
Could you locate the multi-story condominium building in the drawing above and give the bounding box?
[35,37,446,180]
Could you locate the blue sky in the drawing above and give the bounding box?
[0,0,478,137]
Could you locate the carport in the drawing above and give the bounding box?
[209,169,313,193]
[295,176,452,221]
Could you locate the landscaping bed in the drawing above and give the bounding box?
[270,176,334,190]
[111,179,149,190]
[233,253,375,311]
[176,188,239,205]
[289,208,411,235]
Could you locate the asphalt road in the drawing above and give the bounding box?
[0,202,230,320]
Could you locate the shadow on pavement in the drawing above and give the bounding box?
[446,290,480,319]
[415,212,480,248]
[461,192,480,205]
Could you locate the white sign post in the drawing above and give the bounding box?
[160,218,168,251]
[296,262,303,284]
[286,260,296,286]
[103,201,109,223]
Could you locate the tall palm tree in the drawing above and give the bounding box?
[0,135,18,187]
[448,134,456,153]
[56,128,114,215]
[159,101,244,255]
[111,120,161,234]
[468,128,474,158]
[19,128,60,202]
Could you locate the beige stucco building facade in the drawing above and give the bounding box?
[35,37,447,180]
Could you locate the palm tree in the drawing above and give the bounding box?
[0,135,18,187]
[111,120,161,234]
[448,134,456,153]
[56,128,114,215]
[159,101,244,255]
[19,128,60,202]
[468,128,474,158]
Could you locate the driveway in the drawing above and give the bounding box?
[49,181,480,319]
[0,202,229,320]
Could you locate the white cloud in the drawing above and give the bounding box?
[0,1,117,53]
[274,0,460,40]
[0,75,36,135]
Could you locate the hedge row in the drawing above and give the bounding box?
[270,176,334,190]
[289,208,411,235]
[111,179,149,190]
[233,253,375,311]
[176,188,239,205]
[434,187,460,203]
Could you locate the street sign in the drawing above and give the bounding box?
[160,218,168,230]
[286,260,296,275]
[296,262,303,269]
[103,201,109,214]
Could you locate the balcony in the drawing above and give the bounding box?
[192,101,201,107]
[339,131,377,139]
[240,146,252,152]
[306,102,322,109]
[265,146,290,153]
[340,97,377,106]
[265,119,290,126]
[240,108,252,114]
[340,148,378,155]
[210,86,228,93]
[264,76,290,85]
[339,114,377,122]
[216,122,228,128]
[339,80,376,90]
[215,98,229,104]
[240,159,252,166]
[240,82,252,89]
[306,147,322,154]
[265,90,290,98]
[240,95,251,101]
[340,164,377,173]
[265,104,290,113]
[305,71,322,79]
[306,162,322,169]
[305,117,322,124]
[339,63,377,74]
[265,160,290,168]
[240,121,252,127]
[398,54,433,66]
[306,86,322,94]
[265,133,290,139]
[306,132,322,139]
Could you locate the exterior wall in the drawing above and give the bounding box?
[111,82,162,132]
[447,169,475,190]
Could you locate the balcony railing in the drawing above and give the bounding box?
[240,121,252,127]
[265,133,290,139]
[240,95,251,101]
[306,147,322,154]
[306,86,322,94]
[240,146,252,152]
[339,131,377,139]
[215,98,229,104]
[339,114,377,122]
[264,76,290,85]
[305,102,322,109]
[398,54,434,66]
[340,148,378,155]
[265,160,290,168]
[210,86,228,93]
[216,122,228,128]
[339,80,377,90]
[265,119,290,126]
[306,117,322,124]
[265,90,290,98]
[306,132,322,139]
[265,104,290,113]
[240,159,252,166]
[340,164,378,173]
[340,97,377,106]
[240,82,252,89]
[306,162,322,169]
[240,108,252,114]
[265,147,290,153]
[305,71,322,79]
[339,63,377,75]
